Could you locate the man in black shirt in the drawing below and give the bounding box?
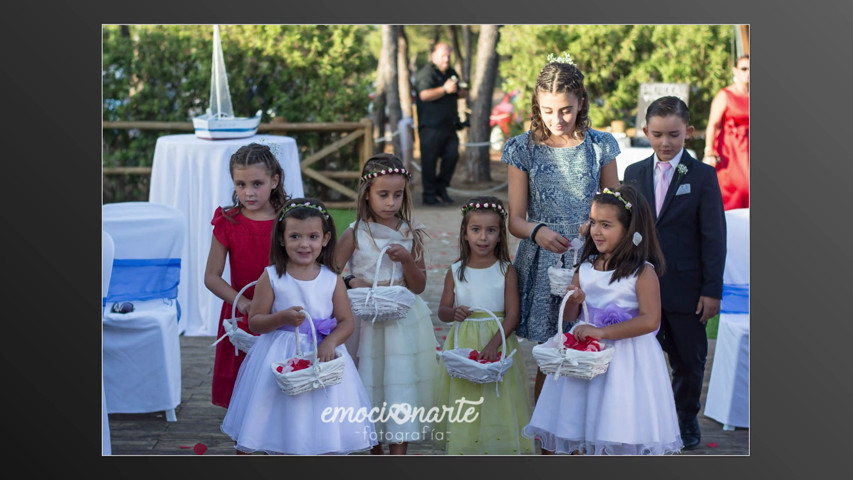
[414,42,466,205]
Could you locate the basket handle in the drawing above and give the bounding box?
[452,306,509,362]
[211,279,259,352]
[292,309,319,365]
[556,288,590,347]
[371,245,399,289]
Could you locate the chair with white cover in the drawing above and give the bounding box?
[704,208,749,430]
[102,230,114,454]
[102,202,185,422]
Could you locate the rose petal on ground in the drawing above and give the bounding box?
[193,443,208,455]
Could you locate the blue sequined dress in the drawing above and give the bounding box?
[500,130,620,342]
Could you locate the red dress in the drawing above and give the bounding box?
[210,207,274,408]
[713,87,750,210]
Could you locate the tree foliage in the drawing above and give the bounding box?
[102,25,377,202]
[497,25,734,141]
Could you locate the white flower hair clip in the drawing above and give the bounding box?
[546,51,575,65]
[632,232,643,246]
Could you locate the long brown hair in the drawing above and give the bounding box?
[575,184,665,282]
[353,153,425,263]
[529,62,591,145]
[270,197,338,277]
[223,143,289,222]
[456,196,511,282]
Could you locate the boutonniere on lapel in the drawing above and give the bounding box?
[676,163,688,181]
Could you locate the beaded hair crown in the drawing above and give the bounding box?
[361,167,412,182]
[460,201,507,219]
[546,51,575,65]
[599,187,632,211]
[279,200,330,220]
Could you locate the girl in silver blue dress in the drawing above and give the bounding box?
[501,53,620,407]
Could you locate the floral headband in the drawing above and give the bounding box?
[361,167,412,182]
[599,188,632,211]
[280,201,330,221]
[461,201,507,219]
[546,51,575,65]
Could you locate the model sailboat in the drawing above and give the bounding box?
[192,25,261,140]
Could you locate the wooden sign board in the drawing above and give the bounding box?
[634,83,689,137]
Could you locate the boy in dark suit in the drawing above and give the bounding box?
[623,96,726,450]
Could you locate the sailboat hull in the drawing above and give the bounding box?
[193,111,262,140]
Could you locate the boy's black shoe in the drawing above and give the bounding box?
[679,415,701,450]
[437,188,455,204]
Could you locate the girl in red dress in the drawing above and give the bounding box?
[704,54,749,210]
[204,143,289,408]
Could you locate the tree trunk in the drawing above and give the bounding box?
[373,46,388,154]
[462,26,472,96]
[397,26,414,170]
[373,26,393,154]
[446,25,468,163]
[465,25,501,183]
[383,25,402,157]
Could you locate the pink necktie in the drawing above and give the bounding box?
[655,161,672,215]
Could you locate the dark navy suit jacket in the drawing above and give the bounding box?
[624,151,726,314]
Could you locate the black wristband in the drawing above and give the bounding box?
[343,275,355,289]
[530,223,546,245]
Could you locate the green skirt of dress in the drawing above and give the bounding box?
[433,317,535,455]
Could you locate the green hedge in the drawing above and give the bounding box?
[103,25,378,203]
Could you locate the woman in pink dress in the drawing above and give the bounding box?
[704,54,749,210]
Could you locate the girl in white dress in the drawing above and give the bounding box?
[523,184,683,455]
[221,198,376,455]
[335,154,438,455]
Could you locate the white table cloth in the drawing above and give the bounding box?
[705,208,750,429]
[614,147,696,181]
[705,313,749,429]
[149,134,304,336]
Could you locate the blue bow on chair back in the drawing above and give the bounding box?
[105,258,182,320]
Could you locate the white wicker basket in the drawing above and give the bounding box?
[438,307,517,386]
[210,280,258,355]
[347,245,416,323]
[271,310,346,395]
[531,290,615,380]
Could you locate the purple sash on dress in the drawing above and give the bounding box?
[581,304,637,327]
[278,317,337,344]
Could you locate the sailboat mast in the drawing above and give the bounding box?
[213,25,222,116]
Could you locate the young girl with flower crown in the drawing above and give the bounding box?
[334,153,438,455]
[433,196,534,455]
[522,184,683,455]
[220,197,376,455]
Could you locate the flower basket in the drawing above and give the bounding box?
[210,280,258,355]
[438,307,517,386]
[547,236,584,295]
[271,310,346,395]
[347,245,416,323]
[531,290,615,380]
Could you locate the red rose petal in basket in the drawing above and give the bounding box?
[193,443,208,455]
[276,365,284,373]
[288,358,311,371]
[468,350,480,360]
